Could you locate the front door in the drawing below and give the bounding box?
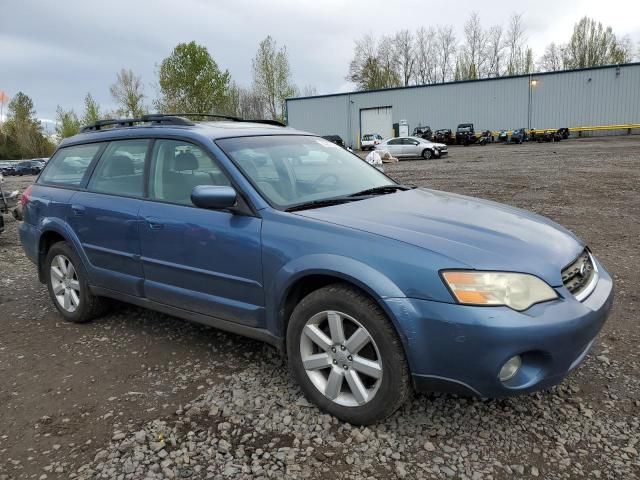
[138,138,264,327]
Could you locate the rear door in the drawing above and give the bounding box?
[385,138,404,156]
[68,139,149,296]
[138,138,264,327]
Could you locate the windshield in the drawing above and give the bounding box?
[217,135,395,209]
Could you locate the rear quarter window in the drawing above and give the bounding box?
[38,144,103,186]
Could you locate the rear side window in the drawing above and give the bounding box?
[38,144,102,186]
[88,139,148,197]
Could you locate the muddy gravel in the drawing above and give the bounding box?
[0,136,638,479]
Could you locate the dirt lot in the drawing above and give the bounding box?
[1,136,638,479]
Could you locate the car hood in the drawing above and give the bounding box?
[295,188,584,286]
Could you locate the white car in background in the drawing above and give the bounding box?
[360,133,383,151]
[375,136,448,160]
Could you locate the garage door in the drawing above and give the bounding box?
[360,107,393,143]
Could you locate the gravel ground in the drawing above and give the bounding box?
[1,136,639,479]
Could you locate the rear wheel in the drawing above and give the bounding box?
[422,149,433,160]
[287,284,410,425]
[45,241,110,323]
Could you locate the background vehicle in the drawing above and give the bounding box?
[511,128,529,143]
[0,161,17,176]
[0,173,21,234]
[412,125,432,140]
[321,135,346,148]
[14,160,45,176]
[455,123,474,144]
[361,133,383,151]
[376,136,447,159]
[530,129,562,142]
[498,130,509,143]
[433,129,455,145]
[558,127,570,139]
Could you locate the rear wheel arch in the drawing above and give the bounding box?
[38,230,67,282]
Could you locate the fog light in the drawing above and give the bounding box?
[499,355,522,382]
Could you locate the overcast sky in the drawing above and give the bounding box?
[1,0,639,131]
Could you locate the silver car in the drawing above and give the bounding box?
[375,136,448,160]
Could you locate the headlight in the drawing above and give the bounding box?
[441,271,558,311]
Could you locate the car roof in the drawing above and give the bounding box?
[59,120,312,148]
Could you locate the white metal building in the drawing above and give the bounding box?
[285,63,640,148]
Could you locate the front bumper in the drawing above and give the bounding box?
[384,257,614,397]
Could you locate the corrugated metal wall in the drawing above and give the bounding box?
[286,64,640,147]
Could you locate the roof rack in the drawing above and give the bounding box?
[80,113,286,133]
[165,113,286,127]
[80,114,194,132]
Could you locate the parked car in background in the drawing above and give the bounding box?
[498,130,509,143]
[530,129,562,143]
[14,160,45,176]
[511,128,529,144]
[360,133,383,151]
[376,136,447,159]
[19,114,613,425]
[321,135,346,148]
[0,161,17,176]
[433,129,455,145]
[412,125,432,140]
[455,123,475,144]
[557,128,570,140]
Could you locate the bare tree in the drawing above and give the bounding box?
[459,12,487,79]
[414,27,437,84]
[110,69,146,118]
[538,43,565,71]
[347,34,401,90]
[301,85,318,97]
[435,25,456,82]
[485,25,505,77]
[393,30,415,86]
[505,14,529,75]
[612,35,636,64]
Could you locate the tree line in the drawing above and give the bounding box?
[1,36,304,158]
[348,15,638,91]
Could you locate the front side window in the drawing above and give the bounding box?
[88,139,148,197]
[148,139,231,205]
[217,135,394,208]
[39,143,102,186]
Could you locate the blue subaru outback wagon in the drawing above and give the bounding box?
[20,114,613,425]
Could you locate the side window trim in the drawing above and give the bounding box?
[79,142,108,189]
[143,138,156,198]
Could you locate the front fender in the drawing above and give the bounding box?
[266,253,406,338]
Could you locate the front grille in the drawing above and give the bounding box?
[562,249,596,299]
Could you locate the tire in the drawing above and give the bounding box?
[287,283,410,425]
[45,241,110,323]
[422,149,433,160]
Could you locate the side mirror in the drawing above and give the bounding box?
[191,185,237,210]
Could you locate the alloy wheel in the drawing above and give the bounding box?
[50,254,81,313]
[299,310,383,407]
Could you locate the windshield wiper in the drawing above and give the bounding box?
[348,184,413,197]
[285,197,359,212]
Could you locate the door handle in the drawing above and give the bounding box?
[145,217,164,230]
[71,205,85,216]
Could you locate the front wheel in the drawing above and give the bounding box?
[422,149,433,160]
[287,284,410,425]
[45,241,110,323]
